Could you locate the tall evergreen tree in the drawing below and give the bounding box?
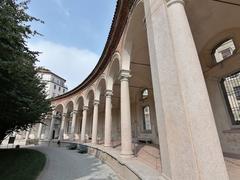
[0,0,51,143]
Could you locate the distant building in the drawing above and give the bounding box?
[38,68,68,98]
[0,68,68,146]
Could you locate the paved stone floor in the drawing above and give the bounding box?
[225,157,240,180]
[29,144,240,180]
[31,146,118,180]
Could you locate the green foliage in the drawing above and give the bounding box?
[0,0,51,142]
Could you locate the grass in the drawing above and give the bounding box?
[0,148,46,180]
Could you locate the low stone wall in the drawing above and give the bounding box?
[26,139,39,145]
[222,130,240,156]
[87,146,140,180]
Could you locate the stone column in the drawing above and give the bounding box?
[37,123,43,139]
[25,129,30,141]
[119,70,133,157]
[59,113,67,141]
[80,106,88,142]
[104,90,113,147]
[49,111,56,140]
[91,100,100,144]
[70,110,78,140]
[144,0,228,179]
[166,0,229,179]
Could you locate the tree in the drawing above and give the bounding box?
[0,0,51,144]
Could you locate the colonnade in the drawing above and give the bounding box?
[43,70,133,157]
[37,0,230,179]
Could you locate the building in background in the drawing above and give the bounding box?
[38,68,68,99]
[1,68,68,146]
[4,0,240,179]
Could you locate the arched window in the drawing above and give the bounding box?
[142,89,149,99]
[143,106,151,131]
[213,39,236,63]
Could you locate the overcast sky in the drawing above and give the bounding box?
[27,0,116,90]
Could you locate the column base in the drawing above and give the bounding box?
[70,134,75,141]
[104,142,112,147]
[80,140,85,144]
[120,151,134,158]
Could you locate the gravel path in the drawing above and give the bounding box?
[31,146,118,180]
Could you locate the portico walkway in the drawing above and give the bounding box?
[31,146,118,180]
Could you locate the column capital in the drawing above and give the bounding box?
[62,113,67,117]
[118,70,131,81]
[93,100,100,105]
[72,110,79,114]
[52,114,58,119]
[52,110,57,117]
[166,0,185,7]
[105,90,113,97]
[83,106,89,111]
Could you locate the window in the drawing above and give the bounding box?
[234,86,240,101]
[63,89,65,93]
[142,89,149,99]
[221,71,240,125]
[221,48,232,59]
[54,85,56,89]
[59,87,61,91]
[213,39,236,63]
[143,106,152,131]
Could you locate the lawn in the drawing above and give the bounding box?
[0,148,46,180]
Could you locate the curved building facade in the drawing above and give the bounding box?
[37,0,240,179]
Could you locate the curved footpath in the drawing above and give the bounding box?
[30,146,118,180]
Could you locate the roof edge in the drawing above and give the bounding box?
[52,0,134,102]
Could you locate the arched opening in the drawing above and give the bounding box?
[63,101,73,140]
[122,2,160,169]
[95,78,106,144]
[185,0,240,177]
[49,104,63,140]
[75,96,84,140]
[107,55,121,147]
[85,89,95,142]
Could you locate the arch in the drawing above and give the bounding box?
[95,76,107,101]
[54,103,64,113]
[74,95,84,110]
[65,100,74,113]
[120,1,144,71]
[85,86,95,106]
[106,52,121,90]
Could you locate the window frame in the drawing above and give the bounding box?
[142,105,152,132]
[141,88,149,100]
[221,71,240,126]
[212,38,237,64]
